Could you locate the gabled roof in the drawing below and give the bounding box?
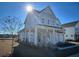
[24,6,54,24]
[33,6,51,13]
[40,6,51,12]
[62,21,79,27]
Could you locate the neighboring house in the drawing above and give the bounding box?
[62,21,79,41]
[19,6,64,47]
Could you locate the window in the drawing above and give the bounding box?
[57,24,59,26]
[42,18,44,23]
[66,35,68,37]
[64,29,66,31]
[71,34,73,37]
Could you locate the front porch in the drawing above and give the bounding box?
[34,25,64,47]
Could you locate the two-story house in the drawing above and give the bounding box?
[19,6,64,47]
[62,21,79,41]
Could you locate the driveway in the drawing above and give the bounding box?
[12,44,56,57]
[12,43,79,57]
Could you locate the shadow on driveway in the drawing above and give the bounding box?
[12,44,56,57]
[12,44,79,57]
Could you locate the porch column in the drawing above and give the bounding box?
[28,29,31,43]
[24,24,26,43]
[53,30,56,44]
[46,29,48,46]
[24,29,27,43]
[25,29,26,43]
[49,30,52,43]
[35,27,37,46]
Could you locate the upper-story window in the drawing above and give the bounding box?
[42,18,44,23]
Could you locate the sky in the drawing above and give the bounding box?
[0,2,79,24]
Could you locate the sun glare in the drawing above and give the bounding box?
[26,5,33,12]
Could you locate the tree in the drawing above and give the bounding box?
[0,16,23,34]
[0,16,23,55]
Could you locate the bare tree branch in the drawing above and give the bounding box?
[0,16,23,34]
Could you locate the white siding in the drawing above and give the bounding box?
[19,6,64,46]
[19,30,25,42]
[25,12,41,29]
[75,22,79,33]
[39,7,61,27]
[59,33,64,42]
[64,27,75,40]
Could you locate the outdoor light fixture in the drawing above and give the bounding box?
[26,5,33,12]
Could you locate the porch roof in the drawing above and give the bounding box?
[38,24,62,29]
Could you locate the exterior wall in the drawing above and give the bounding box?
[75,22,79,40]
[60,33,64,42]
[40,11,54,26]
[27,31,35,45]
[18,30,25,42]
[64,27,75,40]
[39,7,61,27]
[52,29,64,44]
[75,22,79,33]
[25,13,41,29]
